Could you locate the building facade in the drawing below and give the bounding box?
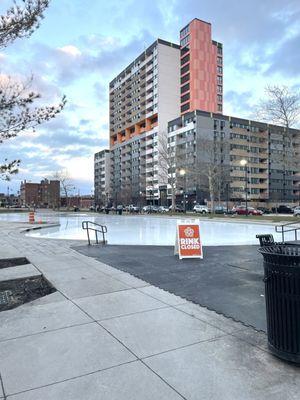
[105,18,222,205]
[109,39,180,204]
[20,179,60,208]
[94,149,110,206]
[167,110,300,208]
[180,19,223,115]
[0,193,20,207]
[60,195,94,209]
[96,17,299,208]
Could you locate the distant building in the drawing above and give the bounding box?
[20,179,60,208]
[168,110,300,207]
[0,193,21,207]
[94,149,110,206]
[60,195,94,209]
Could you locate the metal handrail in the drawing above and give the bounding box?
[82,221,107,245]
[275,221,300,242]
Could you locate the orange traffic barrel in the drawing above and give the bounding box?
[29,211,35,224]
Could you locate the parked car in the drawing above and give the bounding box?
[157,206,169,213]
[169,204,185,213]
[294,206,300,217]
[234,206,263,216]
[249,207,263,216]
[193,204,209,214]
[143,205,158,213]
[127,205,140,213]
[214,206,227,214]
[257,207,271,214]
[273,205,294,214]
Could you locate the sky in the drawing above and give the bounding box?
[0,0,300,195]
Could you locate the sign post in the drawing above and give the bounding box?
[175,220,203,259]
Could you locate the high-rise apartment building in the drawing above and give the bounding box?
[94,149,110,205]
[104,19,222,204]
[180,19,223,115]
[109,39,181,204]
[94,17,299,208]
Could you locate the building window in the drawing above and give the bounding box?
[181,93,190,103]
[217,66,222,74]
[181,83,190,94]
[180,25,189,38]
[217,104,222,112]
[180,35,190,47]
[217,85,222,94]
[181,64,190,75]
[217,56,222,65]
[217,94,222,103]
[181,103,190,113]
[217,47,222,55]
[181,73,190,84]
[181,54,190,66]
[217,76,223,84]
[181,47,189,57]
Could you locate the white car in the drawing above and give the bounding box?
[193,204,209,214]
[158,206,169,213]
[294,206,300,217]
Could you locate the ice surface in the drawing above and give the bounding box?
[9,213,293,246]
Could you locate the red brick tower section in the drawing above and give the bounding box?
[180,19,223,115]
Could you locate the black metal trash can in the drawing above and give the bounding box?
[258,245,300,363]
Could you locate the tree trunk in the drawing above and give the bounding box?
[171,183,176,211]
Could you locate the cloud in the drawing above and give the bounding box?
[1,0,300,194]
[224,90,255,118]
[265,33,300,76]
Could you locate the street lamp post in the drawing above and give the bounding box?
[226,183,229,213]
[240,159,248,216]
[179,168,186,213]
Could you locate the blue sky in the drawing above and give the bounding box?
[0,0,300,195]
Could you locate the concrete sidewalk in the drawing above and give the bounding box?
[0,221,299,399]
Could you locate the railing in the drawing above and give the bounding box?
[82,221,107,246]
[275,221,300,242]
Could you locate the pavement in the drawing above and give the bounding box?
[0,220,299,399]
[74,244,267,331]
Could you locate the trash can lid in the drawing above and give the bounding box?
[258,245,300,266]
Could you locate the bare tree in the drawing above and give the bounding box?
[157,134,181,211]
[257,85,300,202]
[52,170,74,209]
[195,135,230,212]
[120,184,133,206]
[0,158,19,180]
[0,0,49,49]
[0,1,66,180]
[258,85,300,129]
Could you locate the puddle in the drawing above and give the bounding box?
[0,276,56,312]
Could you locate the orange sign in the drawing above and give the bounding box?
[176,221,203,259]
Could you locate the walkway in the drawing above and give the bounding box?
[0,221,299,399]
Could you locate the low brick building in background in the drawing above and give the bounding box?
[20,179,60,208]
[60,195,94,209]
[0,193,21,207]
